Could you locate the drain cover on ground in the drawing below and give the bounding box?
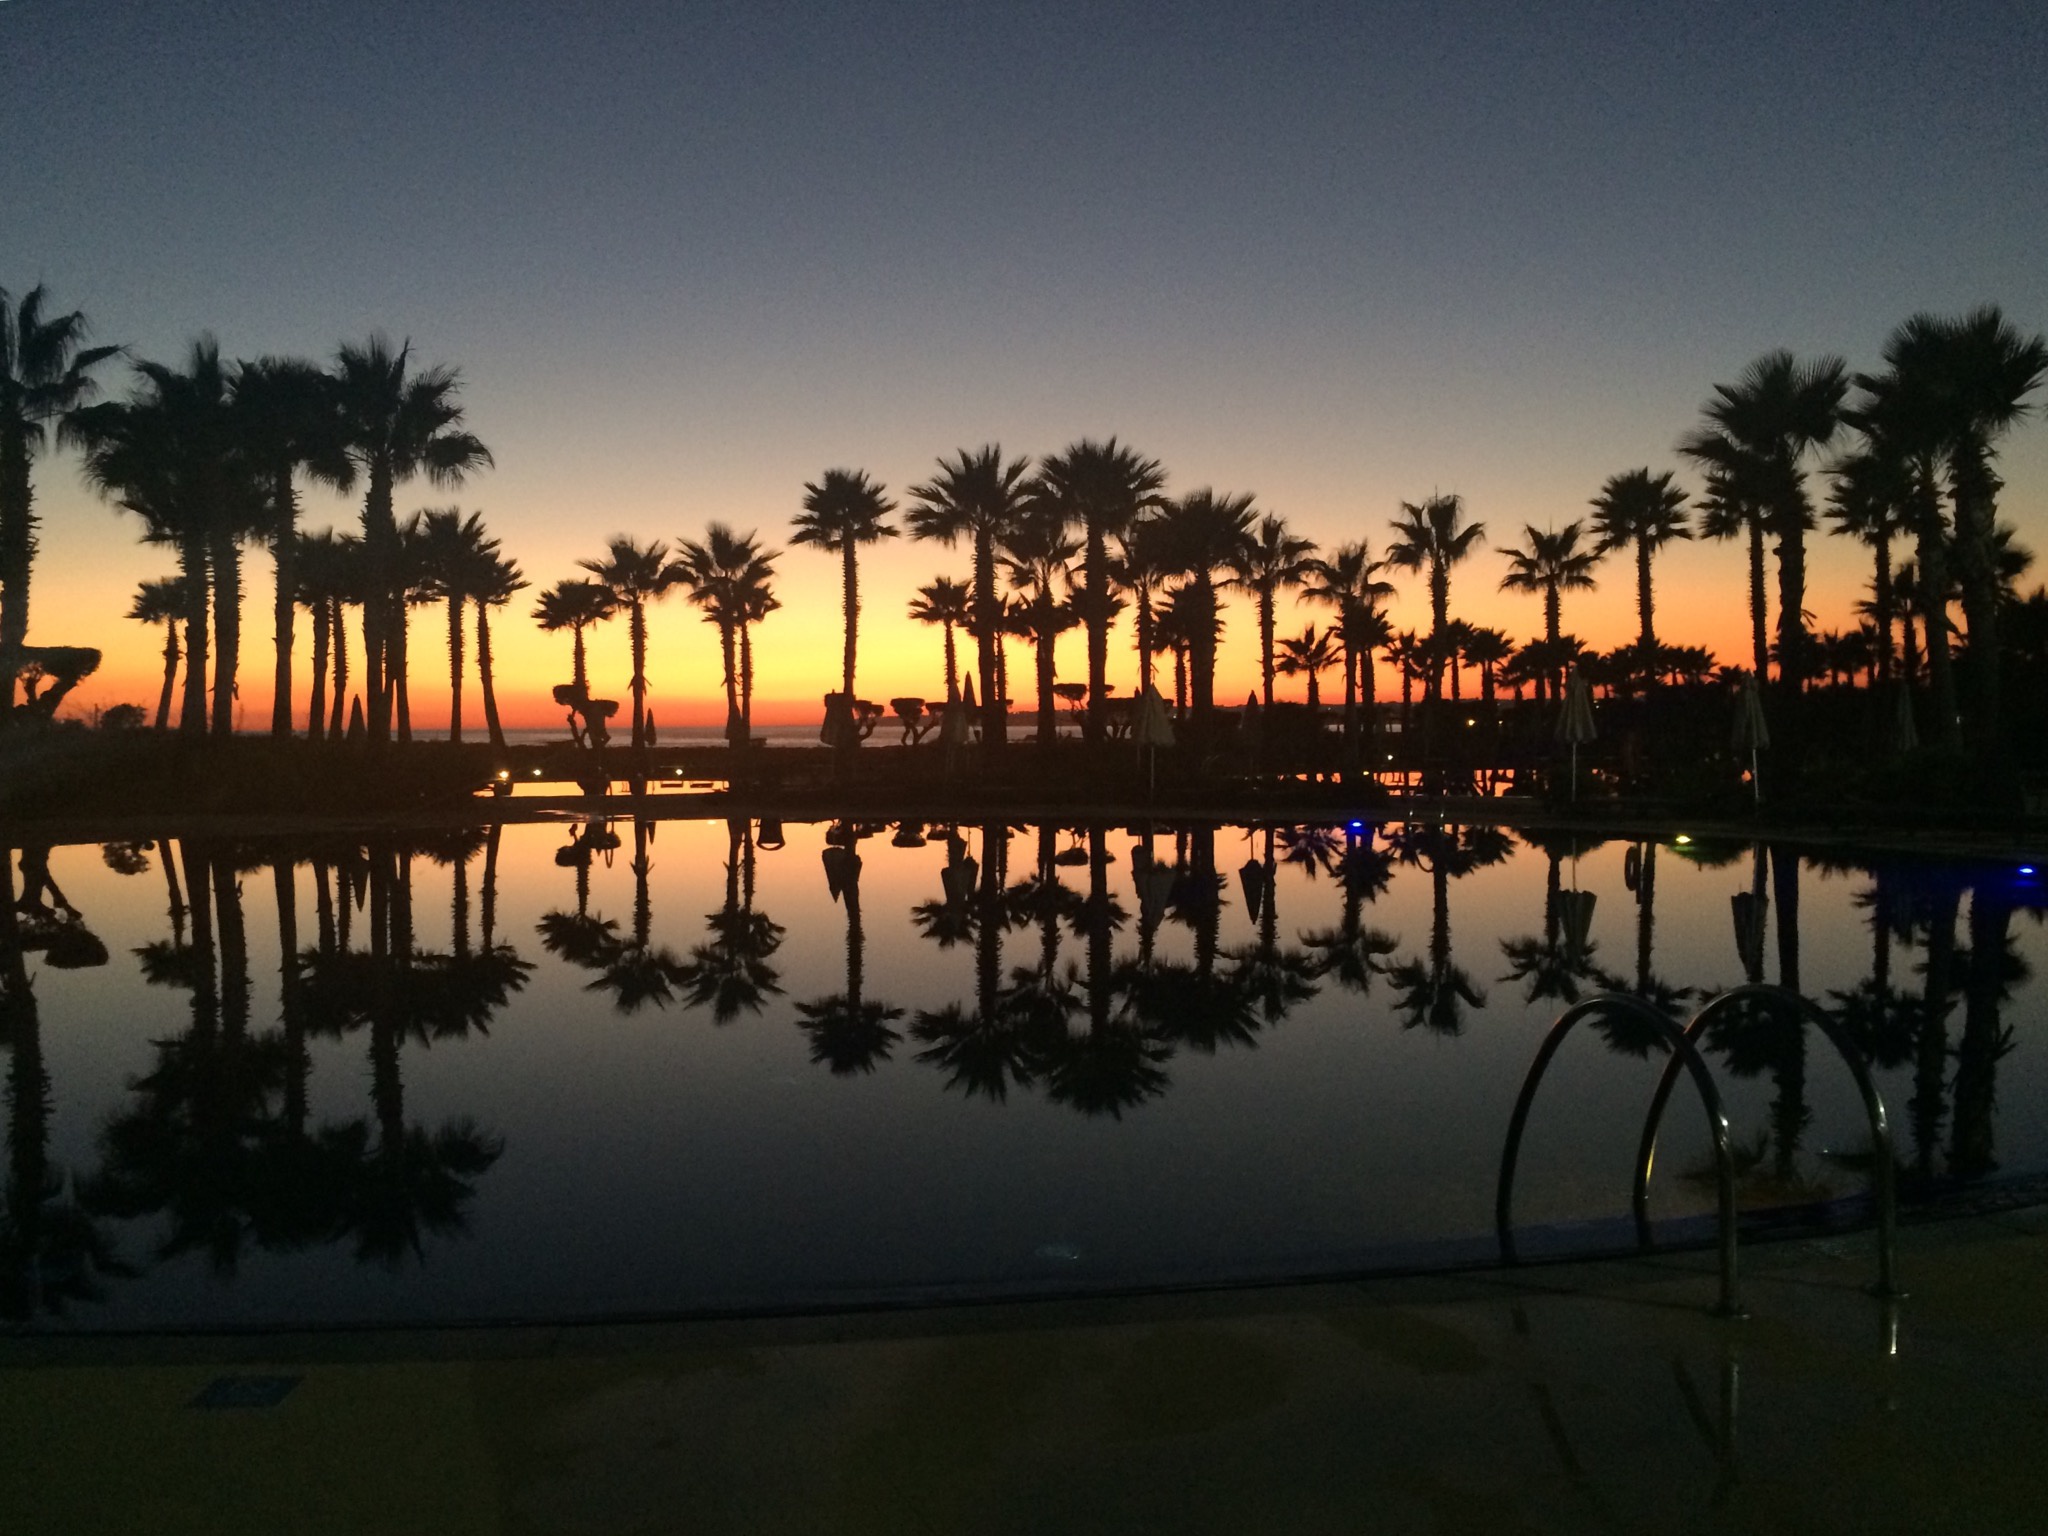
[189,1375,301,1410]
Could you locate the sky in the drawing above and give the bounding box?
[5,0,2046,728]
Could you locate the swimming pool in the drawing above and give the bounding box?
[5,819,2043,1331]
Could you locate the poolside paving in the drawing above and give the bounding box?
[6,1209,2047,1535]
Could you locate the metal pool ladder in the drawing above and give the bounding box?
[1496,986,1903,1318]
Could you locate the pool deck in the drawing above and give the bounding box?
[6,1207,2046,1535]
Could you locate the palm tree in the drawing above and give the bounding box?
[471,548,526,751]
[298,530,365,740]
[1033,438,1166,741]
[1589,468,1690,654]
[1227,513,1318,707]
[907,576,971,702]
[1302,540,1396,765]
[330,337,493,744]
[230,356,349,737]
[673,524,780,745]
[414,508,498,743]
[578,537,674,752]
[531,578,616,698]
[127,576,187,730]
[1383,494,1486,700]
[793,468,896,699]
[906,446,1034,750]
[1152,489,1257,737]
[2,284,120,721]
[1116,512,1176,694]
[1462,625,1513,703]
[1827,442,1914,689]
[1679,350,1847,694]
[1875,307,2048,746]
[1274,624,1339,707]
[1002,503,1080,746]
[1496,522,1600,699]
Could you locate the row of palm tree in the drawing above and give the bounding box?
[9,281,2041,760]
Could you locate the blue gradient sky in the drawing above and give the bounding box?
[6,0,2045,723]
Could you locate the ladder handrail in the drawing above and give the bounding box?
[1633,983,1902,1297]
[1498,992,1745,1317]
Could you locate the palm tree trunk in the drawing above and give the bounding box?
[307,601,328,742]
[1035,618,1057,747]
[1949,442,2003,748]
[0,430,32,721]
[393,599,412,742]
[942,620,958,702]
[179,536,210,736]
[1085,524,1107,744]
[446,594,465,743]
[477,604,506,749]
[840,541,858,697]
[1134,578,1155,693]
[740,621,756,737]
[269,474,299,737]
[156,619,180,731]
[721,620,741,746]
[363,458,394,743]
[1259,591,1276,707]
[1915,471,1959,745]
[973,532,1003,750]
[1872,538,1895,687]
[1747,518,1768,680]
[629,599,648,750]
[328,598,348,738]
[1190,574,1218,736]
[571,623,588,695]
[1340,632,1359,773]
[1774,504,1808,693]
[209,529,240,737]
[1636,537,1656,651]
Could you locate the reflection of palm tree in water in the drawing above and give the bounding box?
[797,826,905,1073]
[1590,840,1695,1055]
[1305,828,1400,998]
[1497,830,1604,1007]
[1119,823,1251,1067]
[2,848,130,1318]
[915,823,1048,1102]
[1953,881,2025,1179]
[1224,825,1318,1026]
[678,819,786,1022]
[536,820,624,971]
[552,819,686,1014]
[1386,824,1504,1036]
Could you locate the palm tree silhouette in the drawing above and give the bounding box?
[1002,503,1080,746]
[471,544,526,751]
[414,508,499,743]
[295,529,362,740]
[1497,523,1600,701]
[1303,540,1397,769]
[1384,494,1486,702]
[331,337,493,745]
[677,820,786,1022]
[579,536,675,753]
[2,284,120,721]
[127,576,188,730]
[230,355,350,738]
[1153,489,1257,740]
[1228,513,1319,708]
[1274,625,1338,708]
[1384,824,1506,1036]
[794,468,896,700]
[1590,468,1691,655]
[907,446,1034,750]
[908,576,971,702]
[1679,350,1847,697]
[673,524,780,746]
[532,578,617,703]
[1826,444,1913,693]
[1034,439,1166,742]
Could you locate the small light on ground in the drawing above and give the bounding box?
[1675,834,1692,846]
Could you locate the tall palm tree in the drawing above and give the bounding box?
[531,578,616,698]
[1152,489,1257,738]
[127,576,187,730]
[471,548,526,751]
[906,446,1034,750]
[1116,511,1176,694]
[1588,468,1690,653]
[907,576,971,701]
[1496,522,1600,698]
[1679,350,1847,694]
[1227,513,1318,707]
[230,356,349,738]
[1826,442,1915,689]
[1002,503,1080,746]
[578,537,674,751]
[330,337,493,744]
[673,523,779,745]
[2,284,120,721]
[1303,541,1397,766]
[1033,438,1166,741]
[414,508,498,743]
[793,468,896,699]
[1383,494,1486,700]
[1875,307,2048,747]
[1274,624,1339,707]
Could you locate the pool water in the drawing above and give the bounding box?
[4,819,2043,1331]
